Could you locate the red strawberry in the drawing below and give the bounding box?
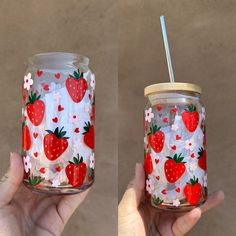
[26,92,45,126]
[182,104,199,132]
[148,124,165,153]
[83,122,95,149]
[164,153,186,183]
[144,152,153,174]
[66,69,88,103]
[22,124,31,151]
[65,154,87,187]
[184,176,202,205]
[198,147,207,170]
[43,127,69,161]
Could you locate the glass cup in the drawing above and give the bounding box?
[144,83,207,211]
[22,52,95,194]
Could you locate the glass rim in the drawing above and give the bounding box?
[29,52,89,66]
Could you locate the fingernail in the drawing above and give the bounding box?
[10,152,13,157]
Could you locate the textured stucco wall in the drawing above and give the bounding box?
[119,0,236,235]
[0,1,117,235]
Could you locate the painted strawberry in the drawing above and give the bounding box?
[65,154,87,187]
[182,104,199,132]
[26,92,45,126]
[43,127,69,161]
[198,147,207,170]
[184,176,202,205]
[22,123,31,151]
[66,68,88,103]
[83,122,94,149]
[164,153,186,183]
[144,152,153,174]
[148,124,165,153]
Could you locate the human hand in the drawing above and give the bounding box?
[0,152,90,236]
[118,163,224,236]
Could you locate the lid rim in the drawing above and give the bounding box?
[144,82,202,96]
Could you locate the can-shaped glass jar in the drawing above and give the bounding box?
[144,83,207,211]
[22,52,95,194]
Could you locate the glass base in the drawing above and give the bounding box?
[23,181,94,195]
[148,199,206,213]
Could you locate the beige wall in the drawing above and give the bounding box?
[0,1,117,236]
[119,0,236,235]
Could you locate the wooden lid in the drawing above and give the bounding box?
[144,82,202,96]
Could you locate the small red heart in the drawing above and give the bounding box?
[163,117,169,123]
[37,70,43,77]
[161,189,167,195]
[34,152,38,158]
[39,167,46,174]
[191,153,195,158]
[55,166,62,172]
[33,132,38,139]
[55,73,60,79]
[156,176,160,180]
[43,84,49,91]
[52,117,58,123]
[74,128,80,133]
[171,145,176,150]
[24,116,27,121]
[88,176,93,182]
[172,107,178,113]
[176,187,180,193]
[88,94,92,100]
[176,135,181,140]
[155,159,159,164]
[156,105,163,111]
[58,105,64,112]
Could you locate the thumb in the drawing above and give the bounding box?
[172,208,202,236]
[119,163,145,212]
[0,152,24,207]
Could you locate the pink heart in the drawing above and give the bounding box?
[176,135,181,140]
[37,70,43,77]
[55,73,60,79]
[43,84,49,91]
[52,117,58,123]
[58,105,64,112]
[156,105,163,111]
[172,108,177,113]
[163,117,169,123]
[161,189,167,195]
[33,132,38,139]
[176,188,180,193]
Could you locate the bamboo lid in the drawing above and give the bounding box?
[144,82,202,96]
